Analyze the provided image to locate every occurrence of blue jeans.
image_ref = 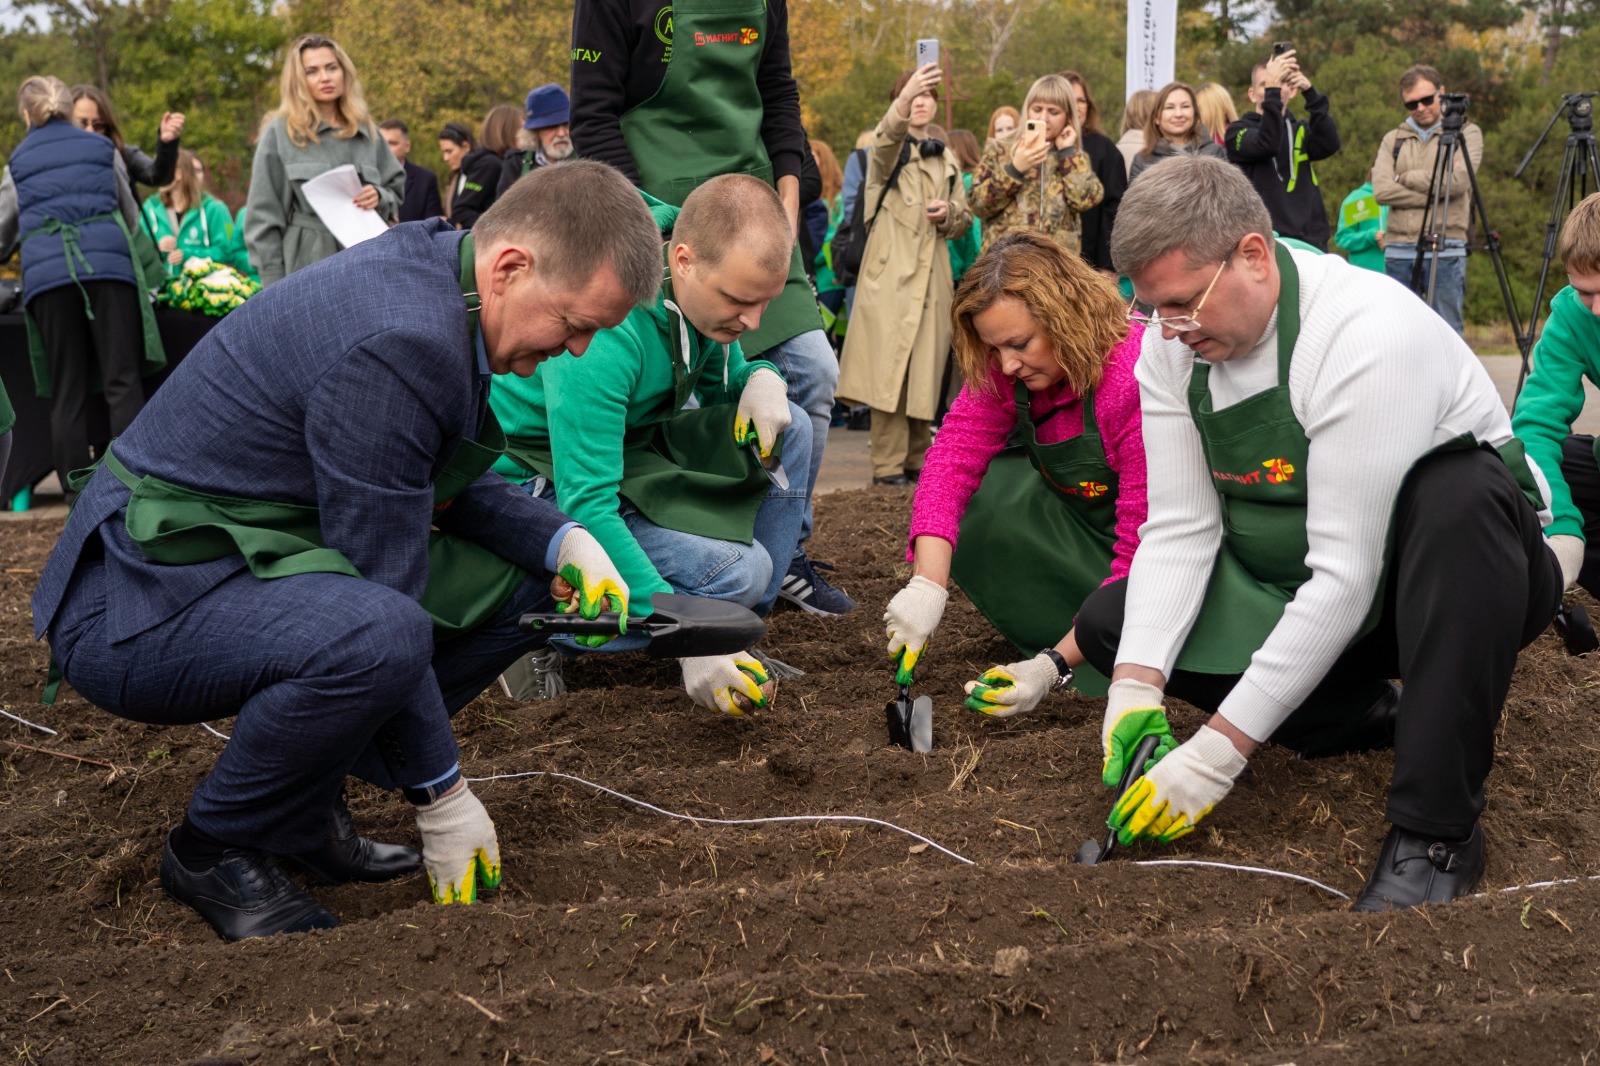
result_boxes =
[533,400,812,624]
[753,330,836,551]
[51,558,556,852]
[1386,252,1465,336]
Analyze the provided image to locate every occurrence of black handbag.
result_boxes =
[831,143,913,287]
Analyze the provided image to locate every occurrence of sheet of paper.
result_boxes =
[301,164,389,249]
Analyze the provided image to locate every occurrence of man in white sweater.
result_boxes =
[1070,156,1565,911]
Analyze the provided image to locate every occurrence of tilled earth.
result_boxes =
[3,488,1600,1065]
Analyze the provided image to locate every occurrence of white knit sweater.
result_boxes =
[1118,247,1550,741]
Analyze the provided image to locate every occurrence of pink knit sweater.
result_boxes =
[907,323,1147,584]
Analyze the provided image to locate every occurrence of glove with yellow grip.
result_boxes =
[1108,725,1247,844]
[414,783,501,904]
[885,575,948,685]
[554,528,630,648]
[680,653,773,716]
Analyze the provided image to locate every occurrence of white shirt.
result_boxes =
[1118,247,1549,741]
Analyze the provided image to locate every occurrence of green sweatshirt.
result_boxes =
[140,192,238,270]
[1334,182,1389,273]
[490,202,780,602]
[1510,285,1600,539]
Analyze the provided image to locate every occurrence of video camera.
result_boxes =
[1440,92,1470,130]
[1565,91,1594,133]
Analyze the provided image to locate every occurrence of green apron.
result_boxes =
[22,210,166,398]
[950,380,1120,696]
[618,0,820,352]
[1170,243,1544,674]
[502,277,774,543]
[87,233,525,638]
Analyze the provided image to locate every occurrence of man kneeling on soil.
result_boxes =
[491,174,810,716]
[30,163,662,940]
[1074,156,1562,910]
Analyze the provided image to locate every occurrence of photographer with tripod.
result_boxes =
[1374,65,1482,336]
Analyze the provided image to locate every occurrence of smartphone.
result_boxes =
[1025,119,1043,136]
[1272,41,1294,56]
[916,38,939,69]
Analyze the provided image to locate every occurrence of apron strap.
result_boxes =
[23,212,119,319]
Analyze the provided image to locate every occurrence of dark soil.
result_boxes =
[3,489,1600,1065]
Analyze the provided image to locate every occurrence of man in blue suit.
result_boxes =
[31,161,663,940]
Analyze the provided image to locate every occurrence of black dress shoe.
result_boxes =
[281,795,422,885]
[1353,823,1486,912]
[872,474,911,487]
[161,833,339,941]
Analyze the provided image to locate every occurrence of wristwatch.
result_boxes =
[1041,648,1075,689]
[402,767,462,806]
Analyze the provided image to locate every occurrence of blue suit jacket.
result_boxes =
[33,220,571,644]
[399,160,444,224]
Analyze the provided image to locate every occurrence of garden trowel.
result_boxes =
[519,592,765,658]
[1074,732,1164,866]
[886,680,933,753]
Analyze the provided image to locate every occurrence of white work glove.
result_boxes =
[1550,534,1585,591]
[963,653,1058,718]
[885,575,949,683]
[1100,678,1177,786]
[680,652,773,716]
[554,527,630,647]
[1107,725,1247,845]
[734,367,791,458]
[414,783,501,904]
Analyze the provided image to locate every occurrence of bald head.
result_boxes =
[673,174,792,277]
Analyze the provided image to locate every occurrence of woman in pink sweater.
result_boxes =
[884,230,1146,712]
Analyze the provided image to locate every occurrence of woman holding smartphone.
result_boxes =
[836,63,972,487]
[969,74,1103,253]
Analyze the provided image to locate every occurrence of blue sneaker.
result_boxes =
[779,555,858,616]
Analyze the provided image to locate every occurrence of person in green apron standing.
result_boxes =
[883,232,1147,708]
[570,0,857,617]
[492,176,810,716]
[30,163,662,940]
[1075,156,1562,912]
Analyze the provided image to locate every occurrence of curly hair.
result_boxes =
[951,230,1128,397]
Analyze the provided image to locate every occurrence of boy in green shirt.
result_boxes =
[1334,174,1389,272]
[1510,191,1600,595]
[491,175,810,716]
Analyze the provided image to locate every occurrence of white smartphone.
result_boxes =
[916,38,939,69]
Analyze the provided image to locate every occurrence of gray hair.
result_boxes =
[17,75,73,128]
[474,160,661,305]
[1112,155,1273,277]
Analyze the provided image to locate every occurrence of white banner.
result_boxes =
[1125,0,1178,102]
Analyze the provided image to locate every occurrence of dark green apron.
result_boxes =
[1171,243,1544,674]
[618,0,820,352]
[951,380,1120,696]
[22,210,166,398]
[502,278,774,543]
[87,234,524,637]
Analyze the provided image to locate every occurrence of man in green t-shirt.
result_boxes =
[1510,191,1600,595]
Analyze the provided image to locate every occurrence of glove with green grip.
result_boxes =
[1101,678,1177,786]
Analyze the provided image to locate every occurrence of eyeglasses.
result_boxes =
[1127,253,1232,333]
[1403,93,1438,111]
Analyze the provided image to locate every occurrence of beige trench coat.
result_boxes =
[837,103,972,421]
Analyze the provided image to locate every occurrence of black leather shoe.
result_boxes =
[1353,823,1485,912]
[1295,682,1400,759]
[161,833,339,941]
[281,796,422,885]
[872,474,911,487]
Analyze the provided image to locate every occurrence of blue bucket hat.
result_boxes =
[524,84,571,131]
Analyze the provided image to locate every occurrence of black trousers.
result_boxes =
[1559,434,1600,598]
[1077,447,1562,839]
[28,281,146,490]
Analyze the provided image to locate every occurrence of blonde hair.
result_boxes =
[1120,89,1156,135]
[1560,192,1600,275]
[952,230,1128,397]
[17,75,73,128]
[1195,83,1238,144]
[268,34,374,147]
[160,148,205,213]
[1143,81,1201,159]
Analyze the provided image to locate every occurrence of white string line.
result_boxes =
[1,707,58,736]
[467,768,978,866]
[200,723,231,740]
[1491,873,1600,895]
[1132,859,1352,901]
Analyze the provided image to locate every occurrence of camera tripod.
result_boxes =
[1513,91,1599,395]
[1408,94,1527,361]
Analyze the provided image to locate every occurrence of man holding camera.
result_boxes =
[1224,46,1341,251]
[1373,64,1483,336]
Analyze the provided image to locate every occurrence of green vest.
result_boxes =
[951,379,1120,695]
[618,0,820,354]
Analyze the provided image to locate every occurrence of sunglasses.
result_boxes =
[75,117,109,133]
[1403,93,1437,111]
